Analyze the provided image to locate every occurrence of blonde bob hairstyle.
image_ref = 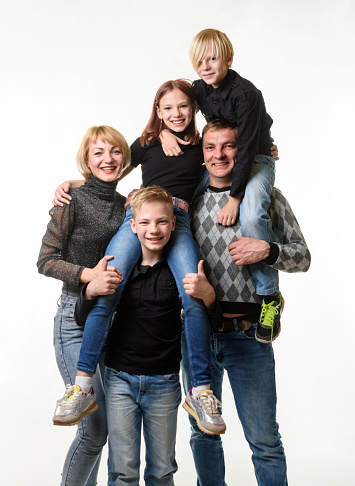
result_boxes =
[130,186,174,219]
[76,125,131,180]
[189,28,234,71]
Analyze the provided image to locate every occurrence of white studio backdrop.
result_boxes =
[1,0,354,484]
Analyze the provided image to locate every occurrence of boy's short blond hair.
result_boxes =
[130,186,174,219]
[189,28,234,71]
[76,125,131,180]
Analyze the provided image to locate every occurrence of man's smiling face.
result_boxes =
[202,127,238,188]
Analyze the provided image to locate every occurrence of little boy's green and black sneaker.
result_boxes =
[255,292,284,344]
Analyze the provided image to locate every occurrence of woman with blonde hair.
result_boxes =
[37,125,129,486]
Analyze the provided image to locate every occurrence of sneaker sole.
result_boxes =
[255,325,281,344]
[182,401,226,435]
[53,401,99,426]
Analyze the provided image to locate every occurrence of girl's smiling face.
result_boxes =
[86,137,124,181]
[156,88,195,133]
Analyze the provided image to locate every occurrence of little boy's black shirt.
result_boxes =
[193,69,274,199]
[75,258,182,376]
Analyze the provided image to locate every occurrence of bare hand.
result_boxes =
[53,181,72,207]
[183,260,216,310]
[271,143,279,161]
[160,129,190,157]
[85,256,123,298]
[217,196,241,226]
[228,237,270,265]
[124,188,141,210]
[80,255,123,284]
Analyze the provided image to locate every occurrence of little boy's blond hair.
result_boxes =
[189,28,234,71]
[130,186,174,219]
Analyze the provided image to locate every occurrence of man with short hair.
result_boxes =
[182,119,311,486]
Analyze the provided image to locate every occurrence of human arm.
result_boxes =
[183,260,216,311]
[228,189,311,273]
[37,203,85,285]
[74,258,122,326]
[159,129,190,157]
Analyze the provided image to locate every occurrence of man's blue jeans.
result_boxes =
[181,323,288,486]
[54,284,107,486]
[78,204,211,387]
[105,368,181,486]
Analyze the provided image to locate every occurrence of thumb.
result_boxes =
[178,138,190,145]
[197,260,205,275]
[101,255,112,270]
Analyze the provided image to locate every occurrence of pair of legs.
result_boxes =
[181,322,288,486]
[54,284,107,486]
[77,203,211,387]
[105,367,181,486]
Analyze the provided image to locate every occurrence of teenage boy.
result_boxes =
[182,119,311,486]
[74,186,221,486]
[162,28,282,344]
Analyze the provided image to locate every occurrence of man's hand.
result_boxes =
[85,256,123,299]
[228,237,270,266]
[183,260,216,310]
[160,129,190,157]
[217,196,241,226]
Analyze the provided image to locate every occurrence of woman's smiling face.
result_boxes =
[156,88,194,133]
[86,137,124,181]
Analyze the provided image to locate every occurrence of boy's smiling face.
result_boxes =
[195,41,233,88]
[130,200,176,264]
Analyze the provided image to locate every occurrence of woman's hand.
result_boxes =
[183,260,216,310]
[217,196,241,226]
[80,255,123,286]
[160,129,190,157]
[124,188,141,210]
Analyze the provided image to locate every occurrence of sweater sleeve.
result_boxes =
[269,189,311,273]
[36,201,85,286]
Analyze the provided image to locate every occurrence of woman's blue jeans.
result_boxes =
[77,204,211,387]
[194,156,279,295]
[54,284,107,486]
[181,323,288,486]
[105,368,181,486]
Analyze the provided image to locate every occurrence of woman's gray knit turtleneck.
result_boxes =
[37,176,126,287]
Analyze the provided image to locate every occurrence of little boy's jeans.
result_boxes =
[240,155,279,295]
[105,368,181,486]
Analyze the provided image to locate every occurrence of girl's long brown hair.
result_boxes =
[140,79,199,146]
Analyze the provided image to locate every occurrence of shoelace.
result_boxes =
[198,391,222,416]
[64,386,83,408]
[259,300,281,340]
[56,384,74,406]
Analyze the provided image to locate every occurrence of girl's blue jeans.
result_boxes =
[77,203,211,387]
[54,284,107,486]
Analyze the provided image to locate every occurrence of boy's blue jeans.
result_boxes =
[105,368,181,486]
[181,324,288,486]
[77,204,211,387]
[195,155,279,295]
